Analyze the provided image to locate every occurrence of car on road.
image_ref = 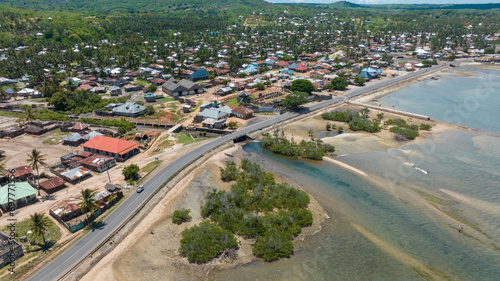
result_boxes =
[137,186,145,193]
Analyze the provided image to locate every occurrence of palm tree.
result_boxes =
[29,212,54,244]
[26,149,47,196]
[78,189,98,222]
[24,105,36,124]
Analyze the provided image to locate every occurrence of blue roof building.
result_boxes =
[112,102,146,117]
[189,68,208,81]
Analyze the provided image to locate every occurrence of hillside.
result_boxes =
[0,0,271,13]
[325,1,500,10]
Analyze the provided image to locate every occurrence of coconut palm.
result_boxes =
[24,105,36,124]
[26,149,47,196]
[29,212,53,244]
[78,189,98,222]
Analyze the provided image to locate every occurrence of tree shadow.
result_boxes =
[40,194,56,202]
[294,107,311,114]
[91,221,107,232]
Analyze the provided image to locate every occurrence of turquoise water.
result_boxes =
[379,68,500,134]
[211,66,500,280]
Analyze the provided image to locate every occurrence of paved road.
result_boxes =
[27,63,450,281]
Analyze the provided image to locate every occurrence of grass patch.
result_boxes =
[41,128,70,145]
[134,79,150,87]
[158,96,175,102]
[141,160,164,173]
[29,97,46,102]
[1,216,61,255]
[412,267,434,281]
[224,97,239,107]
[174,132,203,146]
[0,110,23,118]
[167,103,178,109]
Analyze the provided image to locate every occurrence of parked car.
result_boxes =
[137,186,145,193]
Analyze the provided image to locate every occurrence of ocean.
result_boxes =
[211,65,500,280]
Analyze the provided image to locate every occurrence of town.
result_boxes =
[0,1,499,280]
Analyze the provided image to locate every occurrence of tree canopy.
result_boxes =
[290,79,315,94]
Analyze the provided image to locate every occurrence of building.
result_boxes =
[161,78,203,98]
[39,177,66,193]
[123,84,142,92]
[144,93,157,102]
[50,198,83,223]
[1,126,25,138]
[189,68,208,81]
[109,86,122,96]
[71,123,89,132]
[0,182,37,211]
[3,165,33,181]
[54,166,91,183]
[77,154,116,173]
[150,78,167,86]
[232,106,255,119]
[0,231,23,267]
[82,135,139,161]
[112,102,146,117]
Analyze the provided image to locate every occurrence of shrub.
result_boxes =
[219,161,239,182]
[172,208,192,225]
[122,164,139,180]
[179,221,238,263]
[252,230,294,262]
[420,123,432,130]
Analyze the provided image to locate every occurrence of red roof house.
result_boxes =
[82,135,139,161]
[295,63,308,73]
[39,177,66,193]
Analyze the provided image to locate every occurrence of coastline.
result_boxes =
[80,145,327,281]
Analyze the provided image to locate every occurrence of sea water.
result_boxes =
[211,66,500,280]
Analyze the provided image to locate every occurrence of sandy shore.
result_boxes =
[80,145,326,281]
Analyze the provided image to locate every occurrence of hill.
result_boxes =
[0,0,270,13]
[325,1,500,10]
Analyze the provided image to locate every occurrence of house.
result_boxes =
[232,106,255,119]
[201,118,226,129]
[56,166,91,183]
[82,135,140,161]
[217,87,233,96]
[49,198,83,222]
[24,126,47,135]
[77,154,116,173]
[0,182,37,211]
[144,93,157,102]
[39,177,66,193]
[150,78,166,86]
[3,165,33,181]
[0,231,24,267]
[288,62,299,70]
[123,84,142,92]
[90,86,106,94]
[241,65,258,74]
[112,102,146,117]
[189,68,208,81]
[162,78,203,98]
[1,126,25,138]
[276,61,289,68]
[109,86,121,96]
[310,72,325,80]
[71,123,89,132]
[197,108,227,121]
[295,64,308,73]
[61,133,85,146]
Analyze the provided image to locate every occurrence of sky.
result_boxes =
[266,0,500,4]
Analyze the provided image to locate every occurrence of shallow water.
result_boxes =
[379,67,500,134]
[211,66,500,281]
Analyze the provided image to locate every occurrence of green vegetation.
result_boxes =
[1,215,60,248]
[290,79,315,94]
[322,109,381,133]
[141,159,163,173]
[261,128,334,160]
[172,208,192,225]
[420,123,432,130]
[79,118,136,133]
[179,221,238,263]
[385,119,422,140]
[281,91,310,109]
[49,91,129,115]
[255,82,265,91]
[175,132,203,146]
[157,97,175,103]
[197,160,312,262]
[354,76,365,86]
[122,164,139,180]
[326,77,349,91]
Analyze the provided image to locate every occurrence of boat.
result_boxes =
[430,76,439,80]
[415,167,428,175]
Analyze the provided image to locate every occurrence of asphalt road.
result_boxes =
[26,63,450,281]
